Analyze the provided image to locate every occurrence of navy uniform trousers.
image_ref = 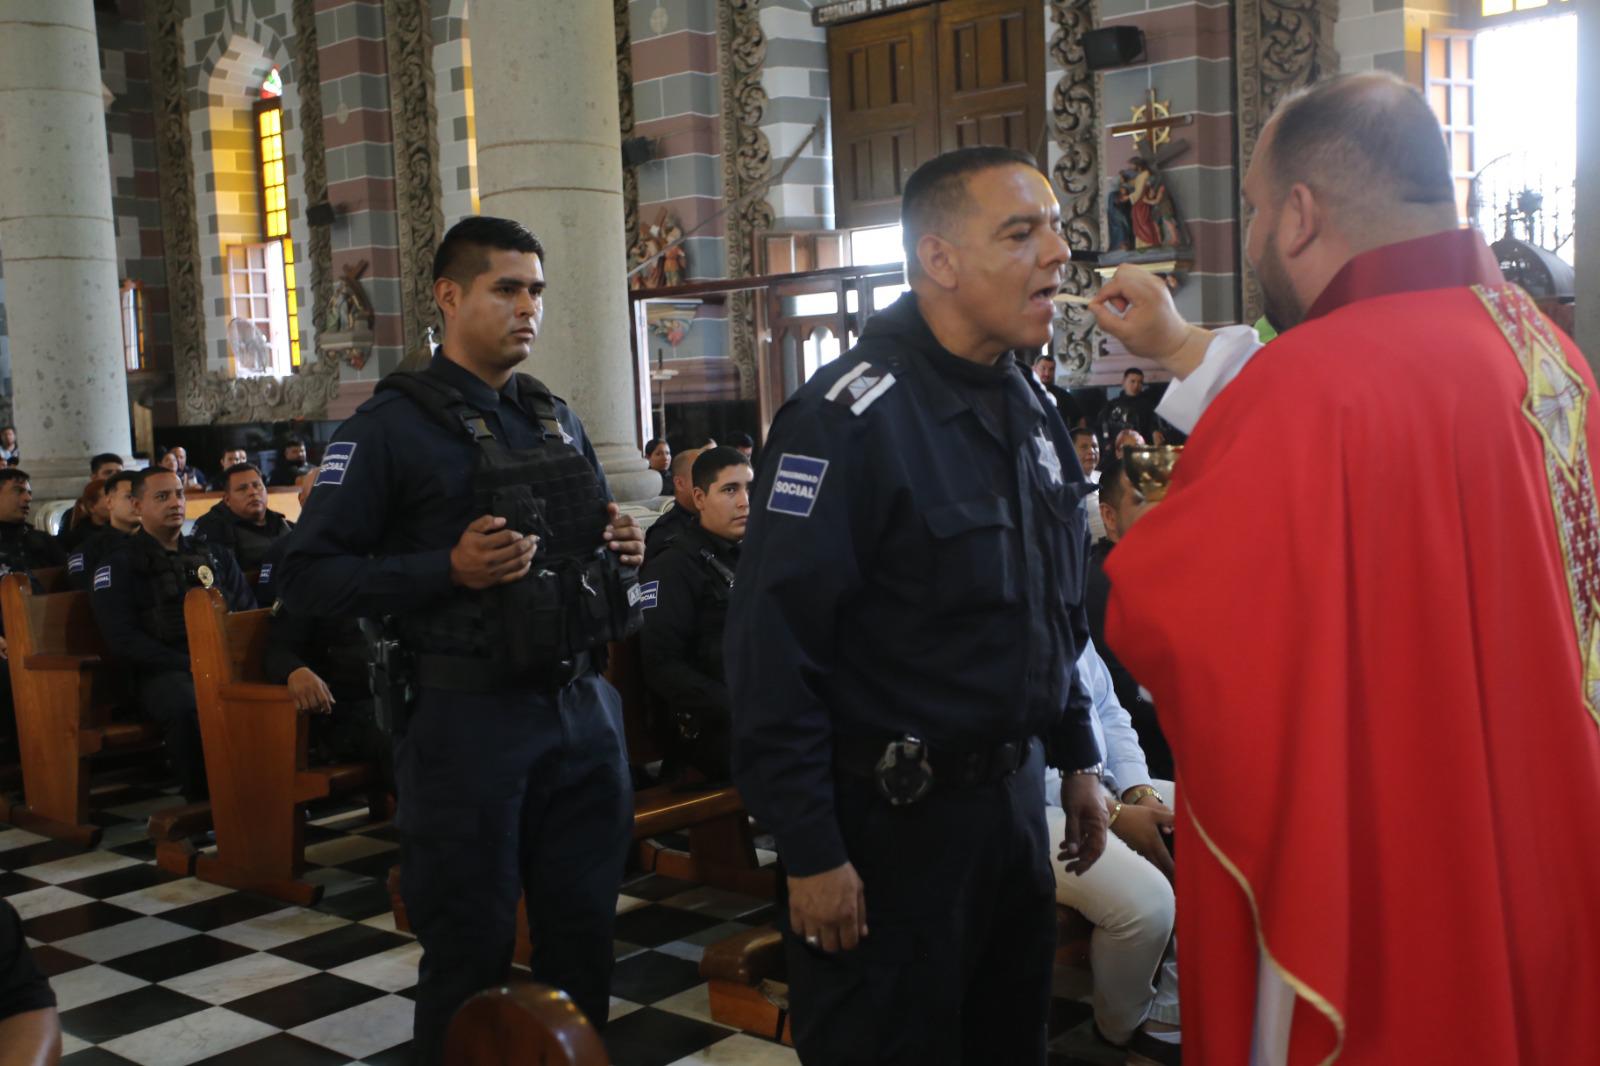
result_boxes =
[395,672,633,1065]
[784,742,1057,1066]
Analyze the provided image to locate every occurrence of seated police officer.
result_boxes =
[90,469,253,800]
[191,462,293,577]
[277,215,646,1065]
[67,469,145,591]
[642,446,702,563]
[728,147,1108,1066]
[0,469,66,577]
[268,437,312,488]
[638,445,752,784]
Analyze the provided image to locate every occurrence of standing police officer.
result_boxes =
[277,216,645,1065]
[727,147,1110,1065]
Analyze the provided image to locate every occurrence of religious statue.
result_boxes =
[327,259,376,335]
[629,210,689,290]
[1107,166,1137,252]
[659,213,688,287]
[1130,160,1186,250]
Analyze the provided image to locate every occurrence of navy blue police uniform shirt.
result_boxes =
[90,532,254,674]
[726,291,1100,877]
[277,352,611,620]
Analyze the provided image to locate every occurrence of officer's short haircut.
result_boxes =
[1069,426,1095,443]
[0,468,28,490]
[134,468,179,497]
[726,432,755,450]
[90,452,122,474]
[1098,459,1131,508]
[691,446,752,494]
[900,146,1039,275]
[670,449,699,482]
[1034,353,1056,367]
[223,463,263,490]
[104,469,142,497]
[1123,368,1144,380]
[282,436,304,450]
[432,216,546,288]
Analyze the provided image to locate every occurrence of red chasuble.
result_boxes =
[1105,229,1600,1065]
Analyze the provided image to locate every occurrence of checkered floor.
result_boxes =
[2,784,1120,1065]
[0,786,800,1066]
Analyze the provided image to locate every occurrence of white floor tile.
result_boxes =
[656,939,707,964]
[49,963,150,1011]
[6,885,95,921]
[16,850,141,885]
[209,906,349,950]
[359,911,410,936]
[666,1033,801,1066]
[654,982,717,1025]
[100,1006,279,1066]
[0,828,47,853]
[54,916,196,962]
[301,834,397,867]
[659,886,769,922]
[105,877,233,916]
[329,942,422,993]
[161,951,319,1005]
[60,1033,92,1056]
[290,993,413,1060]
[610,996,643,1021]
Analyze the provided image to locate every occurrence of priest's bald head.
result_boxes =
[1244,71,1457,332]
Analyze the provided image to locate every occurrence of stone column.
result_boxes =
[1576,0,1599,368]
[469,0,657,502]
[0,0,133,501]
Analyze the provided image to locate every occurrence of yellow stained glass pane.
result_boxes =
[1482,0,1513,12]
[266,108,281,135]
[1516,0,1548,8]
[282,238,294,261]
[284,264,297,289]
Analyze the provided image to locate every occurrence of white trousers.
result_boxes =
[1045,783,1180,1045]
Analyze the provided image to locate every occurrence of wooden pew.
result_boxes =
[180,587,382,904]
[446,983,609,1066]
[0,574,160,844]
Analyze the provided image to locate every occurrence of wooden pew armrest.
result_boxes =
[23,653,105,671]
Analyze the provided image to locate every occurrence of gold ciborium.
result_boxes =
[1122,445,1183,502]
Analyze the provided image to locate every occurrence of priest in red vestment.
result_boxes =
[1086,72,1600,1065]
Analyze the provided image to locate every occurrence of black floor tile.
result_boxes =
[29,944,93,978]
[358,824,403,844]
[190,1033,352,1066]
[160,891,285,931]
[225,972,384,1030]
[22,901,142,943]
[359,1041,415,1065]
[740,903,779,927]
[58,984,210,1044]
[103,932,252,983]
[299,823,347,845]
[602,1006,733,1066]
[607,950,706,1006]
[311,880,391,922]
[107,840,157,862]
[0,870,46,895]
[267,923,411,970]
[613,904,725,948]
[61,1049,141,1066]
[59,862,180,900]
[0,837,93,870]
[330,851,401,882]
[617,874,698,901]
[88,810,136,828]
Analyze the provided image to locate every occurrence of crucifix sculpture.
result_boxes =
[1109,88,1194,151]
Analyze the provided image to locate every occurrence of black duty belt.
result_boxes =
[834,734,1031,799]
[414,650,592,694]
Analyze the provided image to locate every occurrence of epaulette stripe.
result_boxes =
[824,361,873,402]
[850,373,897,415]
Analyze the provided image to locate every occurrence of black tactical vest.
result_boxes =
[127,534,223,646]
[377,369,644,681]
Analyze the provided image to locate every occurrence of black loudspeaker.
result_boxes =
[621,136,656,167]
[1082,27,1145,71]
[306,201,338,227]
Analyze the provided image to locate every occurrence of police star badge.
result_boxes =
[196,565,215,589]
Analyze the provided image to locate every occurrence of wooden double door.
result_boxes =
[828,0,1047,228]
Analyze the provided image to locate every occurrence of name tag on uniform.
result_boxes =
[639,581,659,610]
[93,565,112,591]
[768,453,829,518]
[68,553,84,574]
[315,442,357,487]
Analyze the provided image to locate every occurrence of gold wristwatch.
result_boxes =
[1123,785,1165,805]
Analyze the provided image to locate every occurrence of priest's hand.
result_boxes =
[1089,265,1213,380]
[604,503,645,568]
[1111,801,1176,883]
[1057,772,1109,876]
[788,861,868,953]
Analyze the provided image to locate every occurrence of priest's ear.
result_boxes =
[1277,181,1324,259]
[913,233,961,292]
